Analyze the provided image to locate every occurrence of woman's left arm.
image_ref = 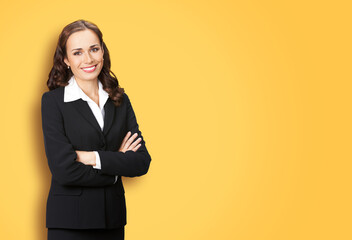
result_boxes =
[97,93,152,177]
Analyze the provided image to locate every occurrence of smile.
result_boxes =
[81,64,97,73]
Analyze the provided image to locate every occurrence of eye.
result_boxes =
[91,47,100,52]
[73,51,81,56]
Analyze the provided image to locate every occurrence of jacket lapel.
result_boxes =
[103,98,115,135]
[71,98,115,136]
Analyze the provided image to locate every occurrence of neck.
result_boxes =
[75,77,99,97]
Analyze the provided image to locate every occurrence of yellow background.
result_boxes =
[0,0,351,239]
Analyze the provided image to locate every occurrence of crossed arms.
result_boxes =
[41,92,151,187]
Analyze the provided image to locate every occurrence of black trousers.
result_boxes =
[47,226,124,240]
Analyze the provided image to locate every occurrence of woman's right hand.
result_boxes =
[119,131,142,153]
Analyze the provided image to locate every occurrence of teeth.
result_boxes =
[83,65,96,70]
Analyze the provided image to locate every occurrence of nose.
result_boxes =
[83,52,93,64]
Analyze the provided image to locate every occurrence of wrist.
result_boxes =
[91,151,96,166]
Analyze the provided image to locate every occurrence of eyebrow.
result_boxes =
[71,44,100,52]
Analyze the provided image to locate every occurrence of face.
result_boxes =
[64,29,104,83]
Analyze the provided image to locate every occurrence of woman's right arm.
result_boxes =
[41,92,116,187]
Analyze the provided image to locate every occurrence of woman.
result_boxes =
[41,19,151,240]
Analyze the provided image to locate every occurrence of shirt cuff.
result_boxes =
[93,151,101,169]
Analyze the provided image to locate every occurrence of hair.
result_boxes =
[47,19,124,107]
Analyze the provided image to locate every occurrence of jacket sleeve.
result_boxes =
[97,93,152,177]
[41,92,116,187]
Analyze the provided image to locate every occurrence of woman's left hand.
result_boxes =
[75,150,96,166]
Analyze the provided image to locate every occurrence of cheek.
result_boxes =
[95,51,104,59]
[67,57,80,68]
[72,58,82,67]
[96,54,104,61]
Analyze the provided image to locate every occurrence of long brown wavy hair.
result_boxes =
[47,19,124,107]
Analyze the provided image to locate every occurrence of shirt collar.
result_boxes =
[64,75,109,109]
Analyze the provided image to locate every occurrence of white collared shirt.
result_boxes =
[64,75,118,184]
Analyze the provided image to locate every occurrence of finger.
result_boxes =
[125,133,138,148]
[128,137,141,150]
[122,133,139,152]
[119,131,132,151]
[120,131,131,148]
[132,143,141,152]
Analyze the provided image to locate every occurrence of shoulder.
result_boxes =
[122,92,131,105]
[41,87,65,105]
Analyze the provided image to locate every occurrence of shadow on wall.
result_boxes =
[32,31,58,240]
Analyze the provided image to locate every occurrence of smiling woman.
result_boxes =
[42,19,152,240]
[47,20,124,106]
[64,30,104,82]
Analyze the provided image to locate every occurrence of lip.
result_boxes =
[81,64,97,73]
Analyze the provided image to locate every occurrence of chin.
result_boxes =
[75,74,97,82]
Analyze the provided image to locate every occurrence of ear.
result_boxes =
[64,57,69,67]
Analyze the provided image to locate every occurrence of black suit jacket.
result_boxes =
[41,87,151,229]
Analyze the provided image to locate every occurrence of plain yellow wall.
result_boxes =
[0,0,351,239]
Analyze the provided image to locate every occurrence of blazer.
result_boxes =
[41,86,151,229]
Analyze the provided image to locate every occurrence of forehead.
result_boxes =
[66,29,100,49]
